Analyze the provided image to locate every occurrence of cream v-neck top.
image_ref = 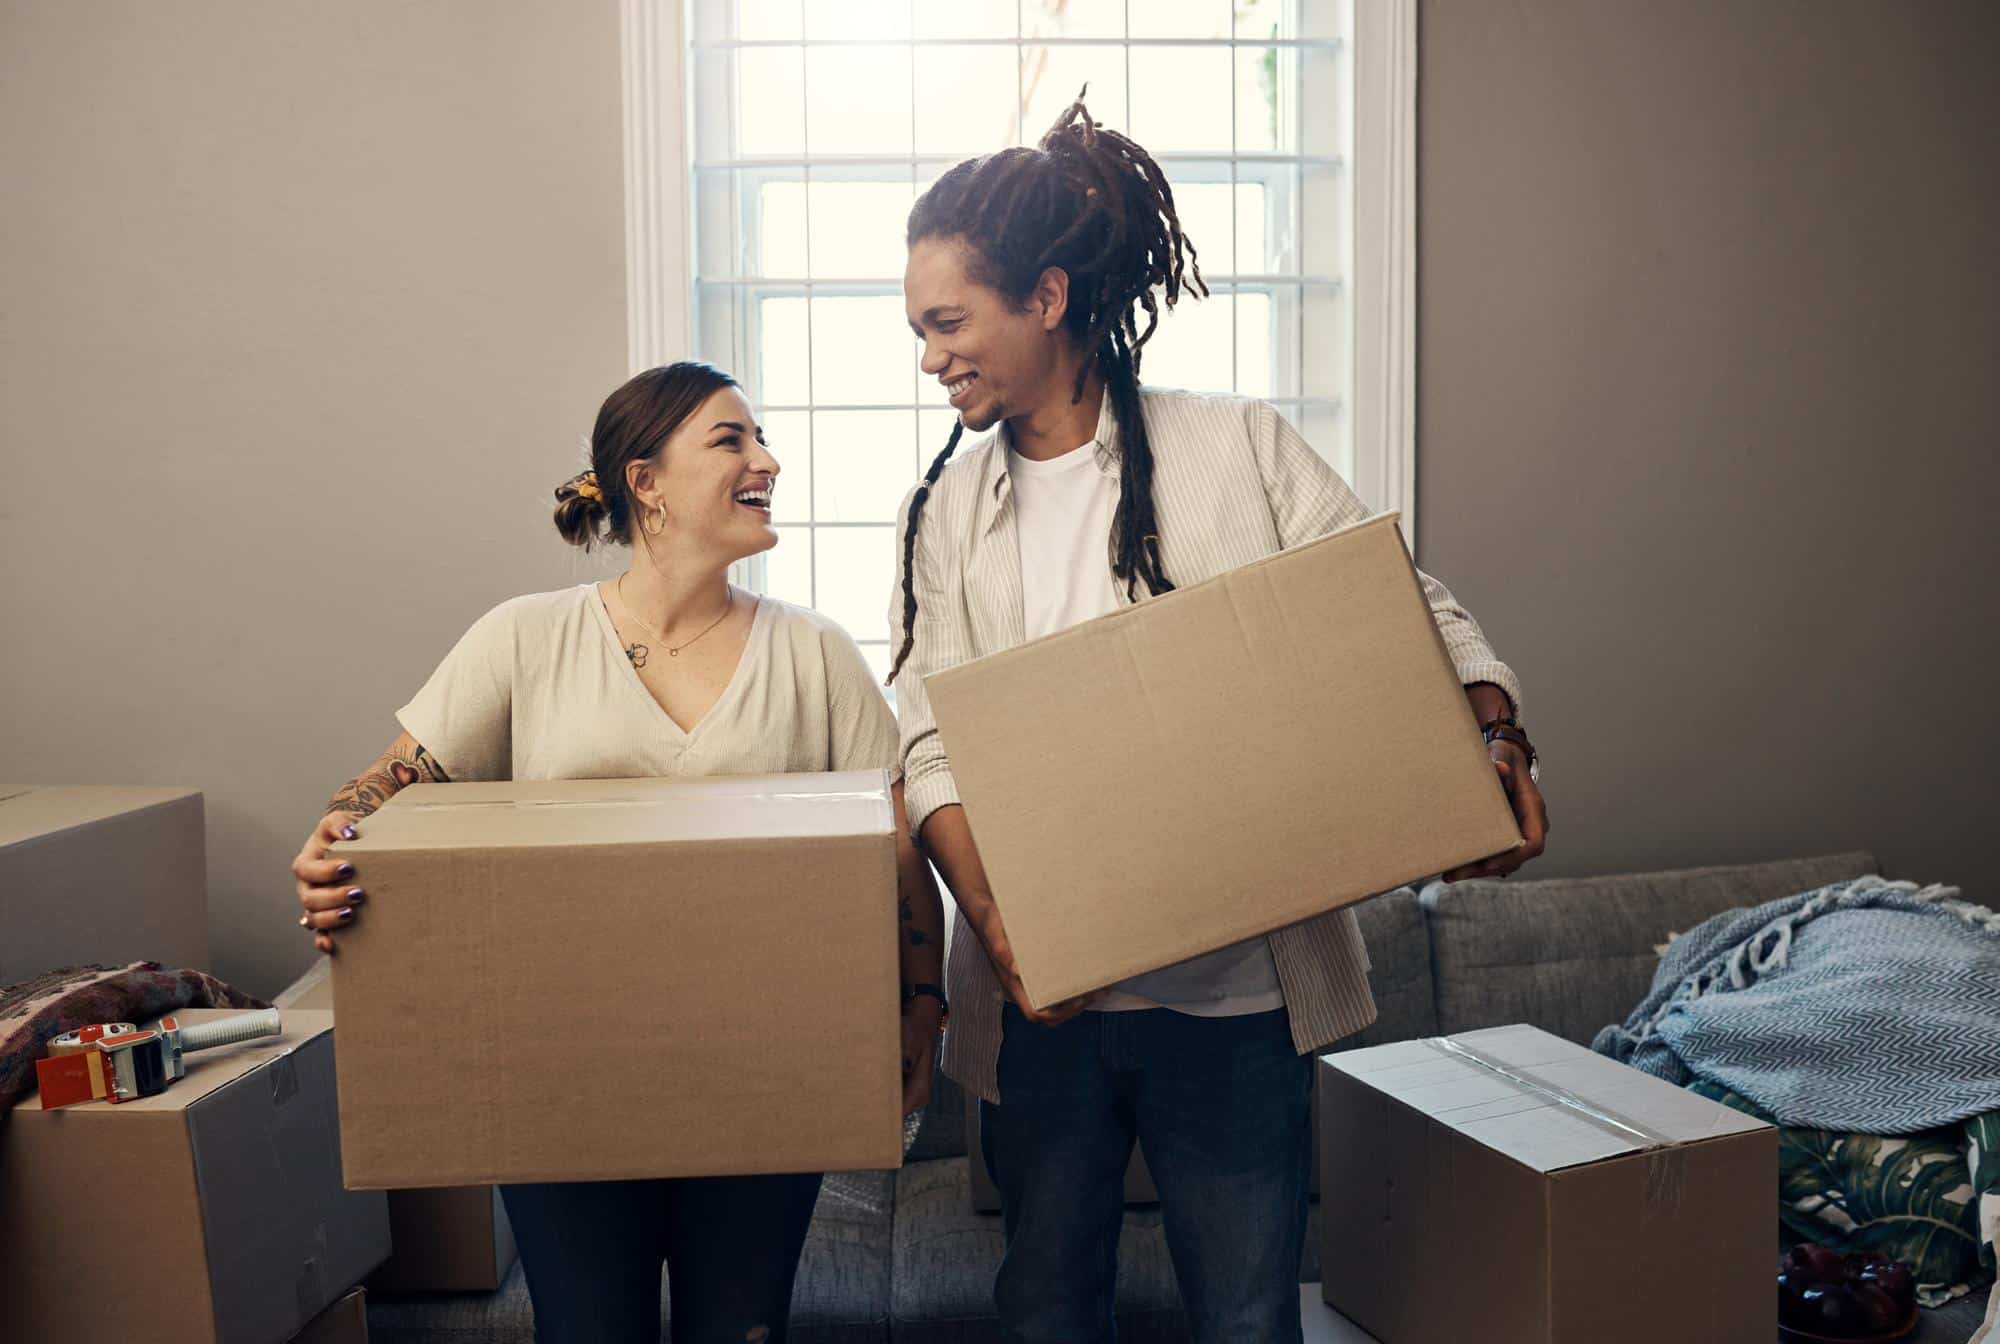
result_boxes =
[397,585,899,785]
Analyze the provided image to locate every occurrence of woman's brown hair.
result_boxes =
[553,361,739,550]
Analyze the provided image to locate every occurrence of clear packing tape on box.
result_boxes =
[1424,1035,1688,1219]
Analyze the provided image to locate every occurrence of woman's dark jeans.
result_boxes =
[499,1170,824,1344]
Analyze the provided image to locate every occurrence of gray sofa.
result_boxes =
[368,850,1993,1343]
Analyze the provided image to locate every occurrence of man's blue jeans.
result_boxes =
[979,1004,1313,1343]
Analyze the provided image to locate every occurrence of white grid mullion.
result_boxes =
[699,274,1340,289]
[1227,0,1238,395]
[1122,2,1132,137]
[910,0,922,488]
[695,36,1342,50]
[686,0,1348,606]
[1296,36,1312,410]
[1015,0,1024,146]
[797,0,816,610]
[775,520,905,529]
[757,397,1340,414]
[694,152,1342,171]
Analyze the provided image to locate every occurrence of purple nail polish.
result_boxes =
[335,863,354,879]
[339,826,357,841]
[345,888,365,903]
[336,907,354,922]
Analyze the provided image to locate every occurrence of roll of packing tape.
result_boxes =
[47,1022,138,1056]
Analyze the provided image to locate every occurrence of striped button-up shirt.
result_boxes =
[890,387,1522,1103]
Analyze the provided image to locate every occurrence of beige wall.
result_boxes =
[1416,1,1999,901]
[7,2,1996,1002]
[1,3,630,996]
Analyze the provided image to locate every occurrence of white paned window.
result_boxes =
[680,1,1360,673]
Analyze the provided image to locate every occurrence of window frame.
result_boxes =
[622,0,1419,608]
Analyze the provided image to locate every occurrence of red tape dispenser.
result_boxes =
[35,1009,283,1109]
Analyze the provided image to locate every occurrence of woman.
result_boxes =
[290,361,945,1344]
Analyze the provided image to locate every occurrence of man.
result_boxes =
[888,101,1548,1343]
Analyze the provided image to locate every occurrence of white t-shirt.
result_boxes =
[397,585,899,785]
[1006,443,1283,1018]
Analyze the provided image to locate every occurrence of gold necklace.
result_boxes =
[616,576,737,664]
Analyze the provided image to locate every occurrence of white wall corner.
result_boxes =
[1351,0,1419,555]
[622,0,694,373]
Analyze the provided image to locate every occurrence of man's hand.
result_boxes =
[983,917,1100,1025]
[917,802,1098,1025]
[1444,740,1549,881]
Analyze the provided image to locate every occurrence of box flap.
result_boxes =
[334,771,892,854]
[0,785,203,849]
[1324,1025,1770,1173]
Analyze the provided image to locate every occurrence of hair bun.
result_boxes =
[553,469,611,550]
[554,469,605,505]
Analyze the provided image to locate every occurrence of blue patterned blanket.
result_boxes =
[1593,877,2000,1133]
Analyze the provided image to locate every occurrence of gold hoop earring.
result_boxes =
[643,504,666,537]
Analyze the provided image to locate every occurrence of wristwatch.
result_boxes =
[1480,716,1541,785]
[903,982,949,1027]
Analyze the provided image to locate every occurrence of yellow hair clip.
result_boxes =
[574,472,603,503]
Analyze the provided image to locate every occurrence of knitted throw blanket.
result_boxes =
[1593,876,2000,1134]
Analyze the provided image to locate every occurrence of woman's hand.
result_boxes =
[291,734,448,953]
[1443,741,1549,881]
[900,997,943,1116]
[292,811,365,954]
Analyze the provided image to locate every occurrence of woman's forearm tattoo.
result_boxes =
[327,742,448,818]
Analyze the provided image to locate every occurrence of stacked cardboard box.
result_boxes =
[0,1010,391,1343]
[0,784,209,983]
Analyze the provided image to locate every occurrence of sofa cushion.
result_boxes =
[367,1170,895,1344]
[1336,886,1435,1050]
[1420,851,1878,1045]
[908,1065,968,1163]
[889,1157,1321,1343]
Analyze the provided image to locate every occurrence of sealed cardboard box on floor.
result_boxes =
[371,1184,518,1293]
[924,513,1521,1008]
[273,960,518,1291]
[1317,1025,1776,1344]
[329,772,903,1189]
[0,1009,390,1344]
[0,784,210,985]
